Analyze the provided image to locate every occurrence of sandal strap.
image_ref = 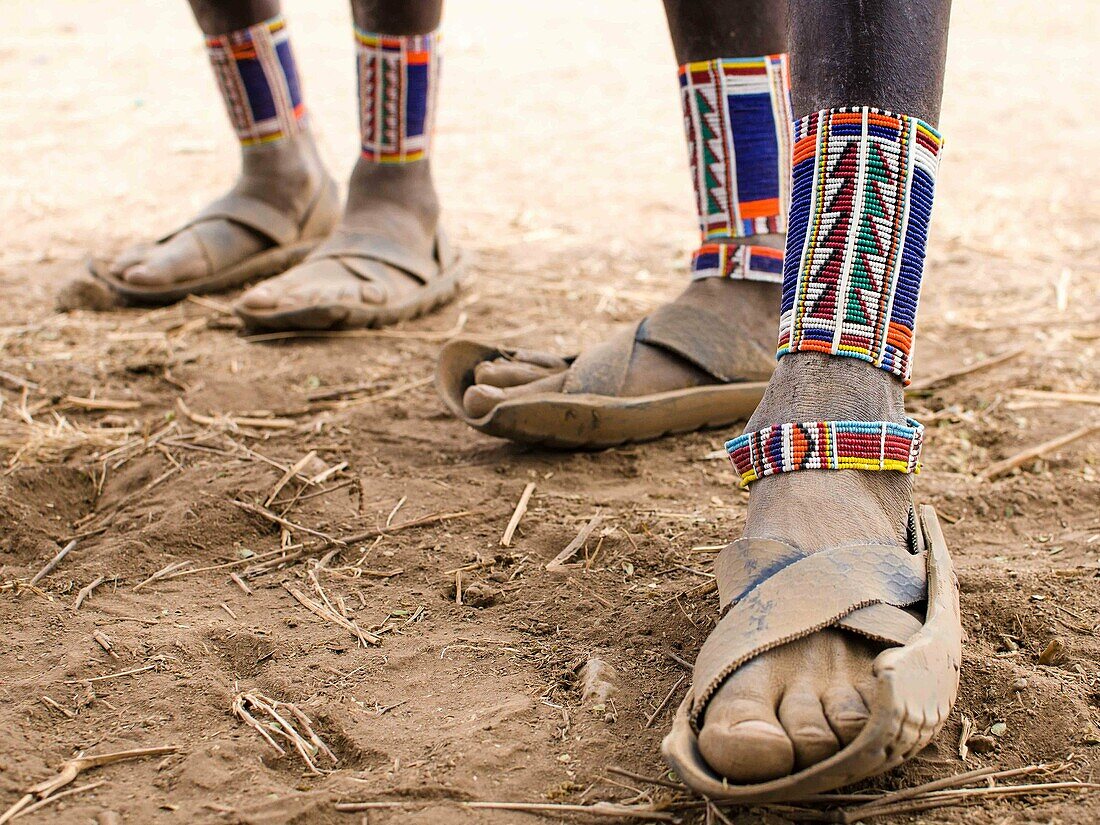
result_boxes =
[169,192,302,247]
[690,242,784,284]
[635,303,775,383]
[305,230,444,284]
[691,539,927,730]
[726,418,923,487]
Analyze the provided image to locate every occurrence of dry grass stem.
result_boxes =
[644,674,686,728]
[243,312,468,344]
[232,500,344,544]
[73,575,106,609]
[546,512,604,573]
[232,691,336,774]
[0,746,177,824]
[29,539,78,586]
[264,450,317,505]
[283,583,380,646]
[982,424,1100,480]
[907,346,1025,391]
[501,482,536,547]
[7,781,106,822]
[176,398,295,430]
[63,396,142,411]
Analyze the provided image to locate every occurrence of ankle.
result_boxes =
[740,354,912,549]
[747,353,906,431]
[235,135,326,213]
[346,158,441,231]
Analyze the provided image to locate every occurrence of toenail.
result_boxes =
[728,719,788,738]
[360,283,385,304]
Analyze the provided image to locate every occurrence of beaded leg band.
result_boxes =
[726,419,923,487]
[206,15,306,147]
[778,107,944,382]
[680,54,791,286]
[355,28,440,164]
[691,242,784,283]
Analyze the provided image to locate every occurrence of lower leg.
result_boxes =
[696,0,952,782]
[234,0,445,323]
[112,0,329,287]
[460,1,791,418]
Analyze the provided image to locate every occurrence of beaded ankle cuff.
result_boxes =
[679,54,793,240]
[778,108,943,382]
[691,243,784,284]
[355,28,440,163]
[725,419,923,487]
[206,15,306,146]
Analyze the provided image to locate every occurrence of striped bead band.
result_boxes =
[206,15,306,147]
[679,54,793,240]
[778,107,943,383]
[691,243,784,283]
[725,418,924,487]
[356,28,440,163]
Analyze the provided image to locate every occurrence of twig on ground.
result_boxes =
[306,376,433,406]
[133,560,191,591]
[264,450,317,505]
[176,398,296,430]
[501,482,536,547]
[66,663,158,684]
[981,424,1100,480]
[40,695,75,719]
[73,575,106,610]
[546,512,604,573]
[332,800,675,821]
[1010,388,1100,406]
[232,691,336,774]
[907,346,1025,392]
[29,539,78,586]
[63,396,143,411]
[283,583,380,646]
[644,674,686,728]
[231,499,344,544]
[385,496,407,528]
[0,746,177,824]
[606,766,684,791]
[8,781,105,822]
[243,509,477,577]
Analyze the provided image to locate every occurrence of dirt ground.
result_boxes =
[2,2,1098,823]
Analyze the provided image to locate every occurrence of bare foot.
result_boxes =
[461,236,784,417]
[234,159,442,328]
[697,353,913,782]
[109,137,329,288]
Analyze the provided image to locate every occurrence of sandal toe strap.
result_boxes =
[306,230,448,285]
[163,193,301,247]
[690,540,927,730]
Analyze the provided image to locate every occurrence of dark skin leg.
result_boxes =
[461,1,789,418]
[111,0,330,287]
[236,0,446,319]
[697,0,952,783]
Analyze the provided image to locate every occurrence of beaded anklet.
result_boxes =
[777,107,944,382]
[691,242,784,283]
[725,419,923,487]
[206,15,306,147]
[355,28,440,164]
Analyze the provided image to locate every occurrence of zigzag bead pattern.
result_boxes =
[777,107,943,382]
[679,54,793,240]
[356,28,439,163]
[725,418,924,487]
[206,15,306,146]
